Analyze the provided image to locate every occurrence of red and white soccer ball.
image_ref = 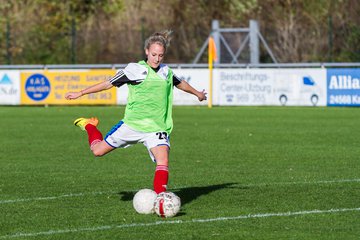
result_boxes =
[154,192,181,218]
[133,189,157,214]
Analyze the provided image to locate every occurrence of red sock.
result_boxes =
[85,124,103,148]
[153,165,169,194]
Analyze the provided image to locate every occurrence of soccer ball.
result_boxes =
[133,189,157,214]
[154,192,181,218]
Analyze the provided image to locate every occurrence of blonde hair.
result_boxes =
[144,30,173,52]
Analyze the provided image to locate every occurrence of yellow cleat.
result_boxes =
[73,117,99,131]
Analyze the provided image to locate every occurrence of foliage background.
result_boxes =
[0,0,359,64]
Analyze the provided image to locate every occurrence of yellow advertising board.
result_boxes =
[21,70,117,105]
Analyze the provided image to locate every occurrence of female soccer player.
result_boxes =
[65,30,207,194]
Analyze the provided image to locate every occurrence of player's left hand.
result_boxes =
[197,89,207,101]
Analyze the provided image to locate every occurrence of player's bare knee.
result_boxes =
[91,148,105,157]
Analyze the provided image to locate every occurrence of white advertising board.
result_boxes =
[215,68,327,106]
[0,70,21,105]
[116,84,128,105]
[173,69,209,105]
[215,69,273,106]
[272,69,327,106]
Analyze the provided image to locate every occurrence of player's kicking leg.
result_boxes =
[74,117,114,156]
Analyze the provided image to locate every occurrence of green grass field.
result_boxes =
[0,106,359,239]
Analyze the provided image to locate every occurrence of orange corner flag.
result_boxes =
[208,36,217,108]
[208,36,217,65]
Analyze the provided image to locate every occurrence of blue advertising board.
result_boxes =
[327,68,360,106]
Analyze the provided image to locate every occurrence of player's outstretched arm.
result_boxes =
[175,80,207,101]
[65,80,113,100]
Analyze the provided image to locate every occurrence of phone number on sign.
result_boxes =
[329,95,360,104]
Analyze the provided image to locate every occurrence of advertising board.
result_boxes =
[327,68,360,106]
[0,71,20,105]
[215,68,327,106]
[21,70,116,105]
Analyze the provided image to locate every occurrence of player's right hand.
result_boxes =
[65,91,82,100]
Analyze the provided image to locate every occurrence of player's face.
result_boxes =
[145,43,165,68]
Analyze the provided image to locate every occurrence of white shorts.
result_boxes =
[104,121,170,162]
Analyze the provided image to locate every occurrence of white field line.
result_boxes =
[241,178,360,187]
[1,207,359,239]
[1,178,359,205]
[0,191,110,204]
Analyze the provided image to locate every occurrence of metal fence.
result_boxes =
[0,62,359,70]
